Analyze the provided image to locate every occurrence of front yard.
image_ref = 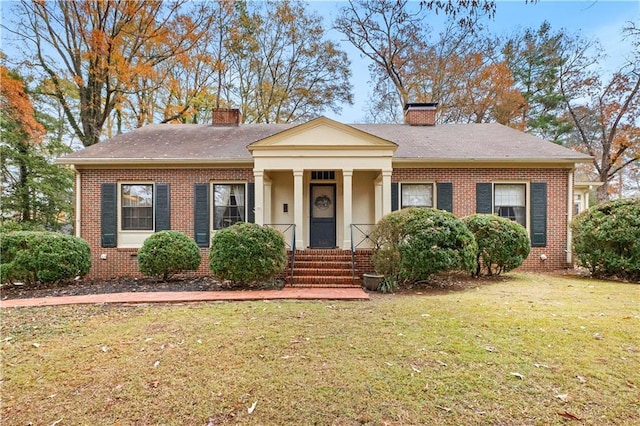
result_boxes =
[1,273,638,425]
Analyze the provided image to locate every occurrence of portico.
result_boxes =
[248,117,397,250]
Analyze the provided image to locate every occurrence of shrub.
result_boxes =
[572,198,640,280]
[209,222,286,284]
[463,214,531,276]
[371,208,477,285]
[138,231,202,280]
[1,231,91,285]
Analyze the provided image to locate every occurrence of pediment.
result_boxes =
[248,117,397,151]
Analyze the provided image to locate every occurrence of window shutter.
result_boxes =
[155,183,170,231]
[476,183,493,214]
[101,183,117,248]
[194,183,210,247]
[436,182,453,212]
[530,182,547,247]
[391,183,399,211]
[247,182,255,223]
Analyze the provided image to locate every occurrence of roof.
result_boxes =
[58,118,591,165]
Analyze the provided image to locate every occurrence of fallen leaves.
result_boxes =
[557,411,583,421]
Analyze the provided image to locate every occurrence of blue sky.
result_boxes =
[310,0,640,122]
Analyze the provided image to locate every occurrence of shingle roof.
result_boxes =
[59,120,591,165]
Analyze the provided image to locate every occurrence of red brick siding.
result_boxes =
[79,166,571,279]
[405,109,436,126]
[79,168,253,279]
[392,167,571,272]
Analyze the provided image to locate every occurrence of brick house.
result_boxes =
[59,103,591,284]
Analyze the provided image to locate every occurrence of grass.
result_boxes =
[1,273,639,425]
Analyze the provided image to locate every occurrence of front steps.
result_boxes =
[286,249,362,288]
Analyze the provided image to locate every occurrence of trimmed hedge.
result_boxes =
[138,231,201,280]
[209,222,286,285]
[463,214,531,276]
[1,231,91,285]
[371,208,477,285]
[572,198,640,280]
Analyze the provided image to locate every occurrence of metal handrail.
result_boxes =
[265,224,296,285]
[350,223,376,284]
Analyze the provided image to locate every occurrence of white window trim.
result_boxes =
[117,181,155,248]
[400,182,435,209]
[210,181,248,232]
[492,181,530,231]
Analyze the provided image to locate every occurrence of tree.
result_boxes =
[503,22,575,142]
[560,24,640,201]
[0,63,73,230]
[7,0,216,146]
[336,0,527,125]
[228,0,352,123]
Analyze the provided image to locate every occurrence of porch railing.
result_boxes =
[350,223,376,284]
[265,224,296,285]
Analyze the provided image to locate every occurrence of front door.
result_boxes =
[309,184,336,248]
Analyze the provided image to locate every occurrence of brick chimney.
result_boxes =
[404,102,437,126]
[212,108,242,126]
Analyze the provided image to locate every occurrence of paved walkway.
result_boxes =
[0,287,370,308]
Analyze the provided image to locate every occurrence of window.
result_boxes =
[213,184,246,229]
[401,183,433,208]
[311,171,335,180]
[121,184,153,230]
[494,184,526,227]
[574,193,582,215]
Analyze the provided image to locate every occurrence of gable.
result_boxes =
[248,117,397,151]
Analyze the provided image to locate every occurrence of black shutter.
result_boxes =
[194,183,210,247]
[530,182,547,247]
[101,183,117,248]
[155,183,170,231]
[476,183,493,214]
[391,183,399,211]
[247,182,255,223]
[436,182,453,212]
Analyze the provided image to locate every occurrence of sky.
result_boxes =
[310,0,640,123]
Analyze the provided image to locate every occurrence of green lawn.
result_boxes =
[1,273,638,425]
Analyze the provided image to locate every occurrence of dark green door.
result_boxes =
[309,184,336,248]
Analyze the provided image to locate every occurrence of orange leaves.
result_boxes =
[0,65,45,142]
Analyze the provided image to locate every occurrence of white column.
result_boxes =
[293,169,304,249]
[264,176,272,225]
[382,169,393,215]
[374,174,383,223]
[566,170,574,264]
[253,169,264,225]
[342,169,353,250]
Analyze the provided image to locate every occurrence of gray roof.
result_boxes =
[59,120,591,165]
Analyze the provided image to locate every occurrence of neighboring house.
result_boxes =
[59,104,592,282]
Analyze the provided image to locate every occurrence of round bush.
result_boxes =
[1,231,91,285]
[463,214,531,276]
[209,222,286,284]
[138,231,201,280]
[371,208,477,285]
[572,198,640,280]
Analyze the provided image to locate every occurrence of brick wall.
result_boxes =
[79,168,253,279]
[391,167,571,272]
[79,166,571,279]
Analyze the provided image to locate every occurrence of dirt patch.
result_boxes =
[0,276,284,301]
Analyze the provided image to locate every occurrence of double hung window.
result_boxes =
[121,184,154,230]
[494,184,526,227]
[213,184,246,229]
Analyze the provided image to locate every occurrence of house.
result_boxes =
[59,104,592,283]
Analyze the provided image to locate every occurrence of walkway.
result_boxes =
[0,287,370,308]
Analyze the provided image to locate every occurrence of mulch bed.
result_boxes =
[0,276,260,301]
